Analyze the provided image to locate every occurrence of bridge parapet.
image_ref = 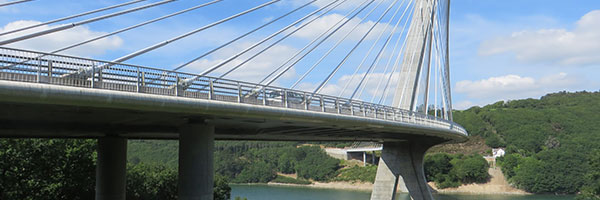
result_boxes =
[0,47,466,136]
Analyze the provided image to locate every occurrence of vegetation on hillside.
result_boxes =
[214,143,340,183]
[333,164,377,183]
[424,153,490,188]
[0,138,231,200]
[129,139,491,189]
[427,136,491,155]
[454,91,600,196]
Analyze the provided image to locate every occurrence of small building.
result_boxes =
[492,148,505,158]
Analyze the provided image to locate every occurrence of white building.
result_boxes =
[492,148,505,158]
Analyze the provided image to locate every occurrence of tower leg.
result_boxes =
[96,137,127,200]
[370,141,437,200]
[178,123,215,200]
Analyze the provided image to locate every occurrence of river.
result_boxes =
[230,184,574,200]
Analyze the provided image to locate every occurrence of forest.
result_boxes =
[0,139,231,200]
[453,91,600,198]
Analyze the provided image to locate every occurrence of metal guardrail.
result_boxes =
[0,47,467,136]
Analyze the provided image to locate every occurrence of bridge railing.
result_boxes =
[0,47,467,136]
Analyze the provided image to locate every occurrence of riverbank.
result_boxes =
[267,181,374,191]
[245,167,528,195]
[429,167,529,195]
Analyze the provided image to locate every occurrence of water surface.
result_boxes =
[230,184,574,200]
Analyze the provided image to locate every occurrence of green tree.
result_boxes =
[234,161,276,183]
[126,163,178,200]
[214,175,232,200]
[453,91,600,195]
[126,163,231,200]
[450,155,490,184]
[576,150,600,200]
[0,138,231,200]
[295,146,340,181]
[424,153,490,189]
[485,134,506,148]
[0,139,96,200]
[510,157,547,193]
[424,153,453,181]
[497,153,521,179]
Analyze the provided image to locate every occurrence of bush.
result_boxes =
[333,165,377,183]
[424,153,489,189]
[451,155,490,183]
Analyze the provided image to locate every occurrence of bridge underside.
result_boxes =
[0,80,465,143]
[0,101,439,142]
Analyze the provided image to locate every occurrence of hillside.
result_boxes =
[126,91,600,197]
[452,91,600,195]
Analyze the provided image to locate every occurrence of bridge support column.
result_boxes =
[370,141,437,200]
[96,137,127,200]
[178,123,215,200]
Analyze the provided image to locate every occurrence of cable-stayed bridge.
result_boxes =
[0,0,467,200]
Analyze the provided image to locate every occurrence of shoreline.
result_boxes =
[429,167,530,195]
[232,181,531,195]
[231,167,530,195]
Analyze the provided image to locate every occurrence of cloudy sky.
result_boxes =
[1,0,599,110]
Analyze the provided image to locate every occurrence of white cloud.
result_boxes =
[0,20,122,57]
[290,13,393,41]
[479,10,600,66]
[186,42,299,83]
[297,72,401,104]
[454,100,474,110]
[455,73,583,107]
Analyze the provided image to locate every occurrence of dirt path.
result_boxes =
[429,167,529,195]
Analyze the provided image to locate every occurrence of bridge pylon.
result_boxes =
[374,0,450,199]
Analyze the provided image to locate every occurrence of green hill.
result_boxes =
[453,91,600,195]
[126,91,600,197]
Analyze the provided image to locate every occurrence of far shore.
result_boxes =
[231,167,530,195]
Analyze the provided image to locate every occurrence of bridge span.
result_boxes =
[0,46,465,200]
[0,0,465,199]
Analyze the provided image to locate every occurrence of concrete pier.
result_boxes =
[178,123,215,200]
[96,137,127,200]
[370,141,436,200]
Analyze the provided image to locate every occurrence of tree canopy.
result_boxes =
[455,91,600,195]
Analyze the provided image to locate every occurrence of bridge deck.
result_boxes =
[0,47,466,142]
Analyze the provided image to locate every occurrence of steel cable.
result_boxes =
[0,0,175,46]
[0,0,146,37]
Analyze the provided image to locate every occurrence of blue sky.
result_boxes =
[1,0,599,110]
[450,0,600,109]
